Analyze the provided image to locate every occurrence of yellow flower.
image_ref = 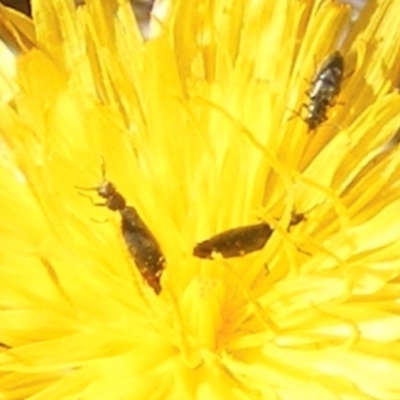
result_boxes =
[1,0,400,399]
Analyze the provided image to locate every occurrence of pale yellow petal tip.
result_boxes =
[148,0,171,38]
[0,40,18,103]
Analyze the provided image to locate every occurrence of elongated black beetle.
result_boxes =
[77,169,165,294]
[193,222,273,259]
[193,211,306,259]
[303,51,345,130]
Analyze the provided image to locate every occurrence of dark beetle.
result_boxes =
[79,179,165,294]
[303,51,345,130]
[193,210,309,259]
[193,222,273,259]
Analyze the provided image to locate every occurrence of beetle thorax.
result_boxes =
[98,181,126,211]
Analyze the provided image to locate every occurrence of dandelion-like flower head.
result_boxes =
[1,0,400,399]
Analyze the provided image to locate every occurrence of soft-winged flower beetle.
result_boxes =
[193,211,306,259]
[303,51,345,130]
[77,166,165,294]
[193,222,273,259]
